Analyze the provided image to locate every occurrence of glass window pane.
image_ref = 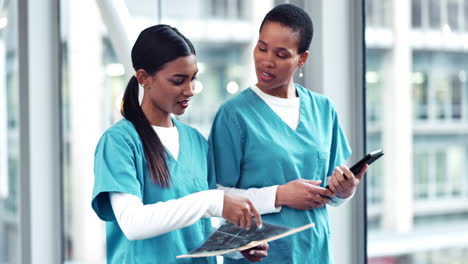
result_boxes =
[429,0,441,29]
[414,152,429,199]
[447,0,460,31]
[465,0,468,31]
[0,1,19,263]
[366,0,375,27]
[435,151,446,197]
[447,146,464,197]
[412,0,422,28]
[412,72,429,120]
[366,1,468,263]
[451,73,462,119]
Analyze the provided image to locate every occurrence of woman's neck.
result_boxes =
[141,103,172,127]
[257,81,297,99]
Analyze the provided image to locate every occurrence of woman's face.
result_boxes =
[144,55,198,118]
[254,21,307,92]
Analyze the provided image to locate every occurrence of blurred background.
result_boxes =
[1,0,468,263]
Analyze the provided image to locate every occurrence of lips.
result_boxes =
[258,70,275,82]
[177,99,190,109]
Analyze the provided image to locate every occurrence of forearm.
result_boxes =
[110,190,224,240]
[217,184,281,214]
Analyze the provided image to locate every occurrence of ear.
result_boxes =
[135,69,151,88]
[298,51,309,67]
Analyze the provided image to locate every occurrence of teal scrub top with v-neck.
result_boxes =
[92,118,215,264]
[208,84,351,264]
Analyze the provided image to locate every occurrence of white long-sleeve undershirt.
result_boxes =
[217,184,282,214]
[110,190,224,240]
[109,185,282,241]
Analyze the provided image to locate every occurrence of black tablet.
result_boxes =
[347,148,384,177]
[326,149,384,188]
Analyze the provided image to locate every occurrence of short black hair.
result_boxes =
[259,4,313,54]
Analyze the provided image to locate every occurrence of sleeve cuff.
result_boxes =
[254,185,282,214]
[224,251,244,259]
[215,184,282,215]
[329,192,354,207]
[207,190,224,217]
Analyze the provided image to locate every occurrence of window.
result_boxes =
[0,0,19,263]
[413,146,466,201]
[413,51,468,122]
[414,151,430,199]
[447,0,460,32]
[451,73,462,119]
[366,0,392,28]
[412,72,429,120]
[206,0,245,19]
[365,0,375,27]
[366,0,468,263]
[429,0,441,29]
[412,0,422,28]
[465,0,468,31]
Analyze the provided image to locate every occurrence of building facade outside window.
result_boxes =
[366,0,468,263]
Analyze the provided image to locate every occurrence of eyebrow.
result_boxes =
[172,74,189,78]
[172,70,198,78]
[258,40,290,53]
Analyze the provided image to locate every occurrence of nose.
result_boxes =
[182,82,194,97]
[262,52,275,68]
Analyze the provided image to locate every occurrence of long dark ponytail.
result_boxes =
[121,25,195,187]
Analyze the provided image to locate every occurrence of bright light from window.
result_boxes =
[0,17,7,29]
[226,81,239,94]
[366,71,379,83]
[106,63,125,77]
[459,71,467,83]
[442,24,452,34]
[198,63,205,74]
[412,72,425,84]
[194,80,203,94]
[115,93,123,111]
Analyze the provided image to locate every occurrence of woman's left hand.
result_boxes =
[327,164,368,199]
[240,243,269,262]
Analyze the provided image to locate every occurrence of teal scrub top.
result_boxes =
[208,84,351,264]
[92,118,215,264]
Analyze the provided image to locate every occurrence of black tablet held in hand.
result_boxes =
[347,148,384,177]
[326,149,384,188]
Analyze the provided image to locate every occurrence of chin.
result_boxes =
[258,82,279,90]
[174,110,186,116]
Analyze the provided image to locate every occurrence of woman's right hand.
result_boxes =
[223,194,262,229]
[275,179,335,210]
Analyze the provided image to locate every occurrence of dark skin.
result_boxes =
[327,164,368,198]
[241,243,269,262]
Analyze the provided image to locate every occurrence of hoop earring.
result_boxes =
[299,67,304,78]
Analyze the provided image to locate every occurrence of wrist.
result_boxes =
[215,190,225,217]
[275,185,285,207]
[222,193,229,217]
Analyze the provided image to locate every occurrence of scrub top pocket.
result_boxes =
[317,151,330,181]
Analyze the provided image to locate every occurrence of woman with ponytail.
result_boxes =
[91,25,267,263]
